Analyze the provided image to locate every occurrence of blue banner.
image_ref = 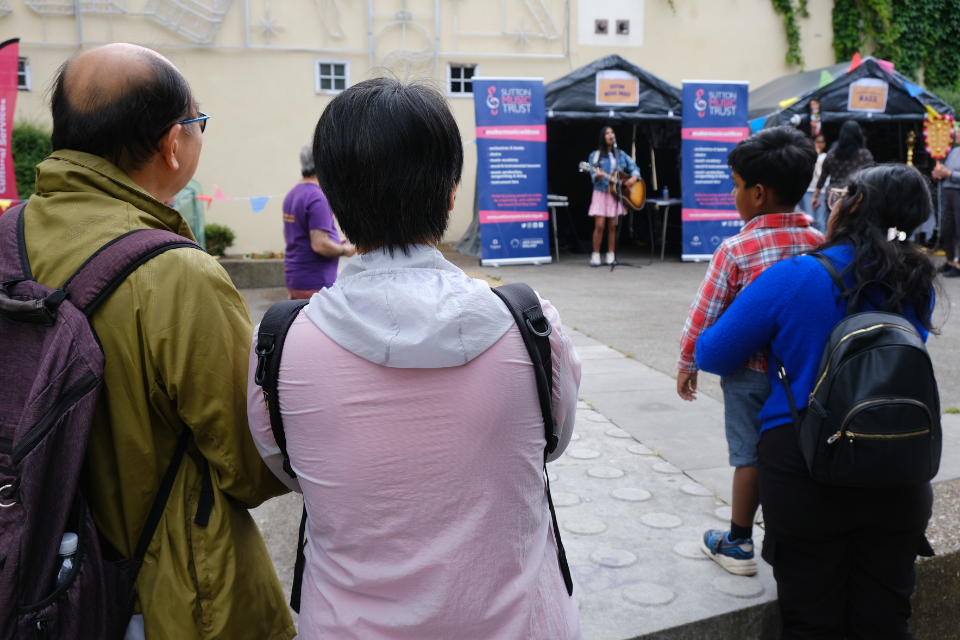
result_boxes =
[680,81,750,261]
[472,78,551,265]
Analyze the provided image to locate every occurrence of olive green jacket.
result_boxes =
[23,151,295,640]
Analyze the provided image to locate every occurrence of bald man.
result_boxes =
[21,45,295,640]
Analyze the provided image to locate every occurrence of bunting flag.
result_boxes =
[778,96,799,110]
[877,59,895,74]
[904,81,925,98]
[749,117,767,134]
[818,70,834,89]
[848,52,863,72]
[203,185,281,213]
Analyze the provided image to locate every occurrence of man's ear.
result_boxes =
[158,124,182,172]
[754,183,769,206]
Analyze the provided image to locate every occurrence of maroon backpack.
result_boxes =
[0,204,201,639]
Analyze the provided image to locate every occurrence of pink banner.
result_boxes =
[681,209,742,222]
[475,125,547,142]
[0,39,19,204]
[681,127,751,144]
[479,209,549,224]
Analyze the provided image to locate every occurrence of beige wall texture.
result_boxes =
[5,0,836,254]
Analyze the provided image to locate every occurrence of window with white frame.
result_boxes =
[447,64,477,96]
[315,61,348,93]
[18,58,30,91]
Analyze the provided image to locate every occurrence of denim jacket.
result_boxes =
[588,149,641,192]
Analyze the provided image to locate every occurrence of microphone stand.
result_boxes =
[609,137,642,271]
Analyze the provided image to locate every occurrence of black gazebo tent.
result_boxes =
[762,57,954,165]
[455,55,683,257]
[749,61,849,121]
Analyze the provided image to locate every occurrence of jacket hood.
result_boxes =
[303,245,515,368]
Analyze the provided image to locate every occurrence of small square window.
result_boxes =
[447,64,478,96]
[316,60,349,94]
[17,58,30,91]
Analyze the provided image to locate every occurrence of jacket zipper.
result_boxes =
[12,372,98,464]
[810,324,920,398]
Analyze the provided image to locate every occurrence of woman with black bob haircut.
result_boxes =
[812,120,874,211]
[246,78,584,639]
[695,164,940,639]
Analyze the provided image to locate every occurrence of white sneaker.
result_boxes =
[606,252,616,265]
[590,252,601,267]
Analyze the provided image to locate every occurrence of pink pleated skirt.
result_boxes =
[588,189,626,217]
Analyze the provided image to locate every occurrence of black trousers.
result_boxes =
[758,426,933,640]
[943,188,960,263]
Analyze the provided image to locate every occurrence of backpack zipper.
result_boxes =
[12,372,98,464]
[827,398,932,445]
[810,324,921,398]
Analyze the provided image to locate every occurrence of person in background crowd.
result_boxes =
[799,134,827,232]
[248,78,584,639]
[696,164,938,638]
[587,126,641,267]
[931,145,960,277]
[23,44,294,640]
[283,144,356,299]
[812,120,874,212]
[678,126,824,577]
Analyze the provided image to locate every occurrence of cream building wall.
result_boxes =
[4,0,837,254]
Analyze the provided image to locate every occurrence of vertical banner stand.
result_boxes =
[680,80,750,262]
[0,38,21,210]
[472,77,552,267]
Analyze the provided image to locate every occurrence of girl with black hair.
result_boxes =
[695,164,940,638]
[811,120,874,211]
[586,126,641,266]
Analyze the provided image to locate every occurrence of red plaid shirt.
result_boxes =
[678,213,825,374]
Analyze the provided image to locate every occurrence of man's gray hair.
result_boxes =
[300,144,316,177]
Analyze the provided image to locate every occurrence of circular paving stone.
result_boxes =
[563,516,607,535]
[623,583,676,606]
[641,513,682,529]
[673,541,710,560]
[715,506,733,521]
[548,472,558,483]
[590,548,638,568]
[627,444,653,455]
[570,432,581,441]
[585,413,610,423]
[587,466,624,479]
[653,461,682,474]
[611,488,651,502]
[605,427,632,439]
[712,576,765,599]
[551,492,580,507]
[680,483,714,497]
[567,448,601,460]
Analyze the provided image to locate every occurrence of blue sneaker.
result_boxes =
[700,529,758,576]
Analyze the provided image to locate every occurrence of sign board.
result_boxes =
[847,78,888,112]
[472,78,551,266]
[595,70,640,107]
[0,39,19,209]
[680,81,750,261]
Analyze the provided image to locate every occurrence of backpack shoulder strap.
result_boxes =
[61,229,201,317]
[254,299,310,478]
[811,252,859,316]
[490,282,573,597]
[0,203,32,284]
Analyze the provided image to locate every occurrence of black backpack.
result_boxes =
[253,282,573,612]
[777,253,942,487]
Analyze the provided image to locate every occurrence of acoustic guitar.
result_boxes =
[578,161,646,211]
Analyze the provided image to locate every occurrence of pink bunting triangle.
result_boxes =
[877,59,894,74]
[213,184,228,200]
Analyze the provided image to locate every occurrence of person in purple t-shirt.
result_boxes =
[283,145,356,299]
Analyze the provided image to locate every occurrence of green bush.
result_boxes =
[205,223,236,257]
[929,87,960,117]
[11,122,53,200]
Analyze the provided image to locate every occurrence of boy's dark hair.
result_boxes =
[313,78,463,254]
[727,126,817,207]
[50,51,195,173]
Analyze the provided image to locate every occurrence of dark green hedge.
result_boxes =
[11,122,53,200]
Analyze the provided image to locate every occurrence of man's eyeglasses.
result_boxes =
[179,112,210,134]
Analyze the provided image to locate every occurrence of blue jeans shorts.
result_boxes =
[720,367,771,467]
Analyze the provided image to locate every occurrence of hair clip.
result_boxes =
[887,227,907,242]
